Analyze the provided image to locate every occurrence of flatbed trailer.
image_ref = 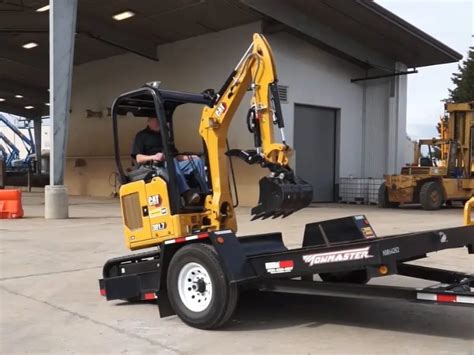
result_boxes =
[99,214,474,329]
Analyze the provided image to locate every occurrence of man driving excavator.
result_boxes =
[131,116,209,205]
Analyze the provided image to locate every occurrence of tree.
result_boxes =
[448,47,474,103]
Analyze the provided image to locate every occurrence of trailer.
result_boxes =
[99,213,474,329]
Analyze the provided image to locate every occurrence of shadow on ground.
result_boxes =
[116,290,474,339]
[228,291,474,338]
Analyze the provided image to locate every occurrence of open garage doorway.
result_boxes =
[294,104,338,202]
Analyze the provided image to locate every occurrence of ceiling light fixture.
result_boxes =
[0,98,5,102]
[112,10,135,21]
[36,5,50,12]
[22,42,38,49]
[45,103,50,106]
[15,94,23,98]
[25,105,35,110]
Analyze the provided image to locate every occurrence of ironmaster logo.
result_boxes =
[302,247,373,266]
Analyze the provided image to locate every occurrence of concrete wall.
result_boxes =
[64,21,406,205]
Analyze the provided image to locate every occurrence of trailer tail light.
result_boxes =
[100,288,106,296]
[143,292,157,300]
[378,265,388,275]
[417,292,474,304]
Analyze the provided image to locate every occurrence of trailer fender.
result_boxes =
[208,230,258,283]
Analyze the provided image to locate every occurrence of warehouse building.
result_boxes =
[0,0,461,211]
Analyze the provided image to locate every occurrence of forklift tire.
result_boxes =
[167,243,238,329]
[378,183,399,208]
[319,270,369,284]
[419,181,443,210]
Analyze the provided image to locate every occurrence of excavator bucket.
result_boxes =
[251,176,313,220]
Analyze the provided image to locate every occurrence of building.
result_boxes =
[0,0,461,209]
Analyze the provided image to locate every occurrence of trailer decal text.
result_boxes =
[265,260,294,274]
[302,247,373,266]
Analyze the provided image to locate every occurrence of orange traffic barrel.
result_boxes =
[0,189,24,219]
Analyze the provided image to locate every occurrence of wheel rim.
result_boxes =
[177,262,213,312]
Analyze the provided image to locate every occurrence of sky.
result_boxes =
[376,0,473,140]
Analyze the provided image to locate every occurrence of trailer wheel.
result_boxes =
[378,183,399,208]
[419,181,443,210]
[167,244,238,329]
[319,270,369,284]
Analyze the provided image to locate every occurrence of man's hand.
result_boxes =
[152,152,165,161]
[177,155,199,161]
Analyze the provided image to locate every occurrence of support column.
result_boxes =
[33,117,42,174]
[45,0,77,219]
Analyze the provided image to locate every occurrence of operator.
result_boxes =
[131,116,209,205]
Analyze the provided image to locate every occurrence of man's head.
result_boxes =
[147,117,160,132]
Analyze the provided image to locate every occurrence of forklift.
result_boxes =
[99,34,474,329]
[379,102,474,210]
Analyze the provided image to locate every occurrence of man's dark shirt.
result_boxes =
[131,127,177,161]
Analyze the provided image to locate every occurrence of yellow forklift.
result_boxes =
[99,34,474,329]
[379,102,474,210]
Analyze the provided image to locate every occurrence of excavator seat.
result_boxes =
[127,166,169,183]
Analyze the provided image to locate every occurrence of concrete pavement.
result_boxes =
[1,192,473,354]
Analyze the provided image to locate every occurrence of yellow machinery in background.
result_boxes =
[380,102,474,210]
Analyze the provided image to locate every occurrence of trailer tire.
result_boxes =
[419,181,443,210]
[167,243,238,329]
[378,183,399,208]
[319,270,369,284]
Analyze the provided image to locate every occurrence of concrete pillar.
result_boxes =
[33,117,42,174]
[387,62,408,174]
[45,0,77,219]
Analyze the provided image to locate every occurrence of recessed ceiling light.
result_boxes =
[112,10,135,21]
[45,103,50,106]
[36,5,50,12]
[15,94,23,98]
[22,42,38,49]
[25,105,34,110]
[0,98,5,102]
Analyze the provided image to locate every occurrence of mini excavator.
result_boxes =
[100,34,474,330]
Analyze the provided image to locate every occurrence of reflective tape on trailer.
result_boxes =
[417,292,474,304]
[164,232,209,245]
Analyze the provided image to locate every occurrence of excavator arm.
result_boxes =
[199,33,312,222]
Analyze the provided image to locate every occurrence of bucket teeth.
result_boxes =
[250,176,313,220]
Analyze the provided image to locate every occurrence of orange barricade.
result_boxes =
[0,189,24,219]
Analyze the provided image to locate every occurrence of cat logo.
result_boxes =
[148,195,161,208]
[215,102,227,117]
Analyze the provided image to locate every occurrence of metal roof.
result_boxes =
[0,0,462,119]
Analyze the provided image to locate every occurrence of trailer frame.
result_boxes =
[99,214,474,326]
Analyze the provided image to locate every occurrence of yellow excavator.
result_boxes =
[100,34,474,329]
[379,102,474,210]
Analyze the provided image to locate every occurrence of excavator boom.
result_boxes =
[199,34,313,220]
